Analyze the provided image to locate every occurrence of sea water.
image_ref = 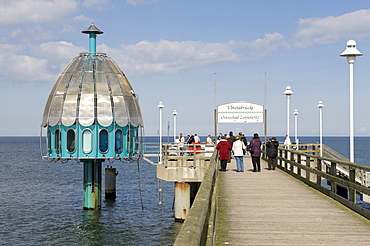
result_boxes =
[0,136,180,246]
[1,136,369,245]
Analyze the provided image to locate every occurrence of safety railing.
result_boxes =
[173,149,219,246]
[263,146,370,219]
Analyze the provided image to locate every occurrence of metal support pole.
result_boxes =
[349,63,354,162]
[158,102,164,164]
[173,110,177,143]
[287,95,290,137]
[83,160,102,210]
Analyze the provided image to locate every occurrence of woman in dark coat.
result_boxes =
[248,133,262,172]
[266,137,279,170]
[216,136,232,171]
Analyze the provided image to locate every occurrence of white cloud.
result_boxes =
[126,0,158,6]
[0,44,52,82]
[98,40,241,75]
[293,9,370,48]
[0,39,242,83]
[0,0,78,26]
[82,0,110,10]
[246,33,288,60]
[37,41,85,67]
[0,34,288,83]
[0,41,85,83]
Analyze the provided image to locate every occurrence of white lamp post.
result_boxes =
[283,86,294,137]
[293,109,299,145]
[340,40,362,162]
[317,101,324,157]
[157,101,164,164]
[173,110,177,143]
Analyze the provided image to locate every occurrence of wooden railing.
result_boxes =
[173,150,219,246]
[174,143,370,245]
[262,145,370,219]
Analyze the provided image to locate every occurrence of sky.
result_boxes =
[2,0,370,138]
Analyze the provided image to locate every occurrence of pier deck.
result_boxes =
[216,156,370,245]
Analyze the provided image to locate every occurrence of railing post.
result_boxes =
[163,144,168,167]
[290,151,294,173]
[297,153,301,176]
[330,162,337,194]
[317,158,322,186]
[278,149,283,167]
[349,168,356,203]
[284,149,288,169]
[306,156,311,182]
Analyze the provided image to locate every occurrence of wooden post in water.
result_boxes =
[105,166,118,200]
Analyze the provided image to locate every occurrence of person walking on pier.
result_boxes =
[216,136,232,172]
[206,135,213,144]
[248,133,262,172]
[229,131,235,142]
[266,137,279,170]
[284,135,291,149]
[238,132,248,147]
[232,136,246,172]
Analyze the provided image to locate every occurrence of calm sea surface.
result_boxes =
[0,136,180,246]
[1,136,370,245]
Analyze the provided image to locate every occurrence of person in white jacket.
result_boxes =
[232,136,246,172]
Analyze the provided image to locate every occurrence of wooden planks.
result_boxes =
[215,156,370,245]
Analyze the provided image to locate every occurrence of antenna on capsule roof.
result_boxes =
[82,23,104,57]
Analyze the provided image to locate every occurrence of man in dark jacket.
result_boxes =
[266,137,279,170]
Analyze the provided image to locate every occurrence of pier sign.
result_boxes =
[217,102,264,123]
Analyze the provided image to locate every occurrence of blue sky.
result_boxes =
[2,0,370,137]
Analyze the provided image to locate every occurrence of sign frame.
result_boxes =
[217,102,264,124]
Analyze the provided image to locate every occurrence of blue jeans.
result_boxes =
[235,156,244,171]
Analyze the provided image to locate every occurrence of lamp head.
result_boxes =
[283,85,294,96]
[340,40,363,57]
[293,109,299,115]
[173,110,177,115]
[157,101,164,108]
[317,101,324,108]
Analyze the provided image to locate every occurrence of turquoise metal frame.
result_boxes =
[47,123,140,159]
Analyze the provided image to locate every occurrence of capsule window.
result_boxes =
[47,128,52,154]
[99,129,109,153]
[82,129,92,154]
[115,129,123,153]
[55,129,61,154]
[67,129,76,153]
[127,129,133,154]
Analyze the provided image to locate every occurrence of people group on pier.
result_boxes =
[178,131,280,173]
[214,131,280,173]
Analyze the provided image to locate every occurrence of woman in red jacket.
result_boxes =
[216,136,232,171]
